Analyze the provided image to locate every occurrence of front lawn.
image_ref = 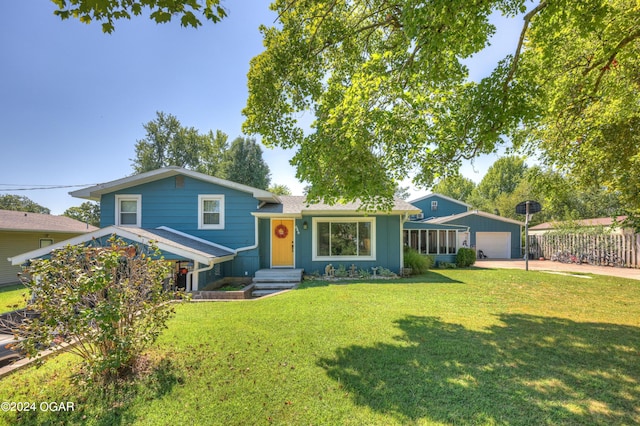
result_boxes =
[1,269,639,425]
[0,284,27,314]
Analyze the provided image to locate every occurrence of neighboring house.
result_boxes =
[9,167,419,290]
[404,194,524,260]
[529,216,629,236]
[1,210,97,285]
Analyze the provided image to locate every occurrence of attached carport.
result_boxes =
[8,225,236,291]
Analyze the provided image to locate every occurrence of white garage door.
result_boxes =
[476,232,511,259]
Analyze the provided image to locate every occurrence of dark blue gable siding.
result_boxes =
[410,195,468,219]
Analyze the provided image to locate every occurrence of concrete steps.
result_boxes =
[252,269,303,297]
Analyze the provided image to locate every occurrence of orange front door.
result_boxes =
[272,219,294,267]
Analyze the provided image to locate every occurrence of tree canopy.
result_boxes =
[243,0,640,219]
[48,0,227,33]
[63,201,101,227]
[0,194,50,214]
[219,137,271,190]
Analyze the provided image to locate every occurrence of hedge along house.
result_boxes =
[10,167,420,290]
[1,210,98,285]
[404,194,524,260]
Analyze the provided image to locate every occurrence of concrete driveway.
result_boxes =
[476,259,640,281]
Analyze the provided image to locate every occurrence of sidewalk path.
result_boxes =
[476,259,640,281]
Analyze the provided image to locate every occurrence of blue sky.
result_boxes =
[0,1,524,215]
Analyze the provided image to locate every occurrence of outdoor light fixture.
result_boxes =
[303,221,308,230]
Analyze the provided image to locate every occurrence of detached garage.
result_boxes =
[426,211,523,259]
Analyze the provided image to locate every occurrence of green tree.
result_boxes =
[16,238,177,384]
[243,0,640,221]
[63,201,100,227]
[131,112,228,176]
[49,0,227,33]
[468,156,527,211]
[0,194,50,214]
[430,174,476,203]
[268,184,292,195]
[219,137,271,189]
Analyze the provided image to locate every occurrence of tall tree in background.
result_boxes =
[63,202,100,227]
[0,194,50,214]
[220,137,271,190]
[430,175,476,203]
[243,0,640,222]
[268,184,292,195]
[468,156,528,211]
[131,112,228,176]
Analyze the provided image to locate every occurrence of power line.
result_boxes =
[0,184,98,191]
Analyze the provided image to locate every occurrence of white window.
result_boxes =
[198,195,225,230]
[431,201,438,211]
[403,229,458,254]
[39,238,54,248]
[115,195,141,227]
[313,217,375,261]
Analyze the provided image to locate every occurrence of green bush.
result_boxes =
[403,247,433,274]
[456,248,477,267]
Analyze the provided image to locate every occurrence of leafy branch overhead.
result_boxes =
[243,0,640,217]
[50,0,228,33]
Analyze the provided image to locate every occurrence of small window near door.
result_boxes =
[115,195,141,227]
[39,238,54,248]
[198,195,225,230]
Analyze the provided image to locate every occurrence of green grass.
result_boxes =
[0,284,27,314]
[1,269,639,425]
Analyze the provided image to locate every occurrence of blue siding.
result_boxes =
[446,215,522,259]
[292,215,403,274]
[410,195,468,219]
[100,176,259,249]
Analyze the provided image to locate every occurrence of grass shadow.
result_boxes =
[318,314,639,425]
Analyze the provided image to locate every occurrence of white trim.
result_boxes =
[70,167,277,203]
[115,194,141,227]
[312,217,376,261]
[426,210,524,226]
[198,194,225,230]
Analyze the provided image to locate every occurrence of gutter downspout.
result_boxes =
[236,215,260,253]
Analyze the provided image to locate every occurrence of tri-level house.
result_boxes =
[9,168,523,292]
[9,167,420,290]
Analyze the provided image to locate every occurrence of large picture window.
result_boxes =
[313,218,375,260]
[198,195,225,230]
[115,194,141,227]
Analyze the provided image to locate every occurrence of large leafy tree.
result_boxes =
[0,194,50,214]
[48,0,227,33]
[131,112,229,176]
[430,175,476,203]
[243,0,640,219]
[468,156,528,210]
[219,137,271,190]
[63,201,100,227]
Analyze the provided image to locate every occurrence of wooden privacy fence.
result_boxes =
[529,233,640,269]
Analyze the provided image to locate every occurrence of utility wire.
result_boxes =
[0,184,98,191]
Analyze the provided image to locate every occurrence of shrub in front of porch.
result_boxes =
[403,247,433,275]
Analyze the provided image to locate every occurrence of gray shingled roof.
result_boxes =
[0,209,98,233]
[258,196,420,215]
[131,227,236,258]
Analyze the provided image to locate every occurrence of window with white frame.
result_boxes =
[198,195,225,230]
[39,238,54,248]
[431,200,438,211]
[403,229,458,255]
[115,195,141,227]
[313,218,375,260]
